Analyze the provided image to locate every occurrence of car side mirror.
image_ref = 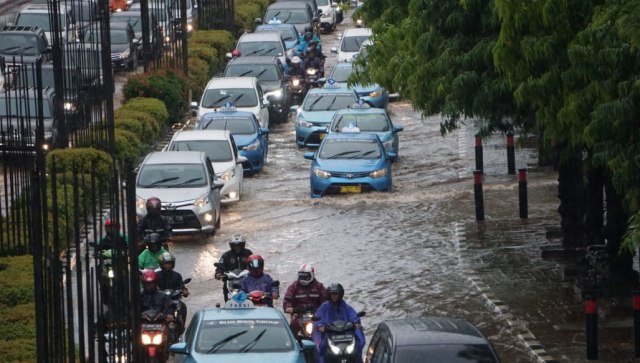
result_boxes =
[213,180,224,189]
[393,125,404,132]
[260,127,270,135]
[263,99,271,108]
[225,52,233,59]
[190,101,198,116]
[386,150,397,160]
[132,38,139,44]
[254,17,262,24]
[301,339,316,351]
[170,342,188,355]
[317,9,322,14]
[237,155,248,164]
[303,152,315,160]
[330,47,337,53]
[290,105,299,113]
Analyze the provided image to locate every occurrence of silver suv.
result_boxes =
[13,3,77,44]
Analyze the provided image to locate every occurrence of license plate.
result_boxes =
[167,215,183,224]
[339,185,361,193]
[331,334,352,342]
[142,323,164,331]
[319,132,326,140]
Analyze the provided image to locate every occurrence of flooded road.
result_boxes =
[167,13,554,363]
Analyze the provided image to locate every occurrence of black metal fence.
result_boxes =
[198,0,234,31]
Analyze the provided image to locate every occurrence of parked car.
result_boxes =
[257,1,319,36]
[327,61,389,109]
[110,10,163,60]
[170,301,316,362]
[195,109,269,175]
[303,131,394,198]
[135,151,223,236]
[166,130,246,204]
[364,317,502,363]
[223,56,290,123]
[13,3,77,44]
[192,77,270,129]
[331,27,372,62]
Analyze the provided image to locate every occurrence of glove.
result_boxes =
[285,307,293,314]
[214,272,223,280]
[182,288,189,297]
[318,325,325,333]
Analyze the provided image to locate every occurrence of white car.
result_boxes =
[166,130,246,204]
[192,76,271,129]
[228,31,289,66]
[316,0,336,33]
[331,27,373,62]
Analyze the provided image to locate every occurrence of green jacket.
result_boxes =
[138,247,168,270]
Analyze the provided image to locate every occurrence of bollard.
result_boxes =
[475,135,483,173]
[473,170,484,221]
[518,168,528,219]
[634,288,640,357]
[507,133,516,175]
[585,292,598,360]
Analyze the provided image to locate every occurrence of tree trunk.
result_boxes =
[604,177,636,285]
[556,151,585,248]
[585,166,604,246]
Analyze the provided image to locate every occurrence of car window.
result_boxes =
[329,66,352,83]
[316,0,329,5]
[237,41,283,57]
[0,34,40,56]
[302,93,357,111]
[341,35,370,52]
[371,342,390,363]
[265,9,309,23]
[169,140,233,162]
[225,65,280,82]
[137,163,208,188]
[199,118,257,134]
[112,16,142,32]
[0,97,53,118]
[17,12,66,31]
[195,319,295,353]
[201,88,258,108]
[333,114,389,132]
[395,344,499,362]
[319,139,381,159]
[184,314,199,347]
[110,29,130,44]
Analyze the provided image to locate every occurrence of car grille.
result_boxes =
[161,210,201,230]
[330,171,371,179]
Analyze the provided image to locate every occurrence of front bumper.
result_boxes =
[111,56,133,71]
[239,149,266,174]
[309,171,392,198]
[295,123,329,148]
[219,178,241,204]
[136,207,216,235]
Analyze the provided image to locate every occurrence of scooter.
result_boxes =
[223,268,249,301]
[317,311,366,363]
[160,277,191,345]
[140,309,168,362]
[306,67,321,88]
[289,75,306,106]
[291,306,318,363]
[247,280,280,307]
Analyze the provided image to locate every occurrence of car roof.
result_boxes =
[267,1,310,10]
[334,107,388,116]
[256,23,297,31]
[20,3,71,12]
[239,32,281,41]
[200,306,286,321]
[201,110,256,119]
[380,318,492,347]
[143,151,207,165]
[307,87,357,96]
[0,87,55,98]
[171,130,231,142]
[323,132,379,142]
[205,77,259,89]
[227,56,281,66]
[343,27,373,37]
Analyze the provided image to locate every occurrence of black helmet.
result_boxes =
[158,251,176,266]
[144,232,162,245]
[327,283,344,300]
[228,233,246,250]
[146,197,162,215]
[304,25,313,34]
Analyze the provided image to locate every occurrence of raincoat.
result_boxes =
[138,247,168,270]
[240,273,279,307]
[314,300,365,363]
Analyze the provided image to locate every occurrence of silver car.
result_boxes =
[136,151,223,236]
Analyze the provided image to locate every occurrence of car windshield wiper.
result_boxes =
[238,329,267,353]
[207,330,249,354]
[325,96,337,111]
[202,118,222,130]
[142,176,179,188]
[308,96,324,110]
[168,177,203,187]
[205,95,230,107]
[327,150,360,159]
[255,68,268,78]
[238,70,253,76]
[243,49,263,56]
[232,94,244,103]
[261,47,276,55]
[282,13,292,23]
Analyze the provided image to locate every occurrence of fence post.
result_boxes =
[634,288,640,357]
[507,132,515,175]
[518,168,528,219]
[584,291,598,360]
[473,170,484,221]
[475,134,483,174]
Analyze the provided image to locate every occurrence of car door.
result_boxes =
[205,157,221,213]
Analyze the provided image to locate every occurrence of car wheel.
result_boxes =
[263,146,269,165]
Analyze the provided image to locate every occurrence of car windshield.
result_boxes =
[195,319,294,354]
[201,88,258,108]
[341,35,370,52]
[329,66,353,83]
[303,94,356,111]
[74,2,97,22]
[0,97,53,118]
[112,16,142,32]
[316,0,329,5]
[225,65,280,82]
[237,41,282,57]
[137,163,207,188]
[199,118,257,134]
[256,27,297,42]
[333,114,389,132]
[265,9,309,24]
[319,139,381,159]
[84,29,128,44]
[0,35,40,55]
[16,12,66,31]
[168,140,233,162]
[394,344,499,363]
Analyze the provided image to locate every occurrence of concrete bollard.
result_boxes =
[507,132,516,175]
[473,170,484,221]
[518,168,528,219]
[475,135,483,173]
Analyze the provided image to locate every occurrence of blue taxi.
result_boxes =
[327,62,389,109]
[196,107,269,175]
[327,102,403,160]
[292,80,358,148]
[303,131,394,198]
[170,299,316,363]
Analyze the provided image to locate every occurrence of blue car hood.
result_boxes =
[299,110,337,123]
[232,134,258,148]
[353,83,378,93]
[317,158,384,172]
[187,351,302,363]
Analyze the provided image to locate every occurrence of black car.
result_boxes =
[110,10,163,60]
[365,317,502,363]
[82,21,138,71]
[223,56,291,123]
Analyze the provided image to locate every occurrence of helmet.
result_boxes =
[144,232,162,245]
[304,31,313,40]
[246,254,264,277]
[145,197,162,214]
[141,269,158,283]
[105,219,117,228]
[228,233,246,250]
[291,56,301,65]
[308,40,317,47]
[158,251,176,266]
[297,263,315,286]
[231,49,241,57]
[327,283,344,301]
[304,25,313,34]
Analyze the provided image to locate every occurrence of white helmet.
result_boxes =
[291,56,302,65]
[297,263,315,286]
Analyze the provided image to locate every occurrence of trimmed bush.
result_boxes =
[122,69,187,124]
[114,118,151,149]
[235,3,262,34]
[114,129,145,167]
[188,56,210,103]
[45,148,113,179]
[188,45,220,78]
[0,256,34,306]
[0,339,37,362]
[119,97,169,126]
[189,30,235,62]
[114,108,162,137]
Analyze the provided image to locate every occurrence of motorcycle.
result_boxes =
[289,76,306,106]
[247,280,280,307]
[290,306,318,363]
[317,311,366,363]
[140,309,169,362]
[140,229,170,255]
[160,277,191,345]
[305,67,321,88]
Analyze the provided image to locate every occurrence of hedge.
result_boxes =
[119,97,170,128]
[122,69,187,124]
[45,148,113,179]
[188,45,220,78]
[114,108,163,138]
[188,56,211,102]
[114,129,145,167]
[188,30,235,62]
[235,3,262,34]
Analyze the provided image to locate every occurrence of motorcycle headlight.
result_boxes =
[304,322,313,335]
[107,267,114,279]
[141,333,152,345]
[292,78,301,87]
[356,19,363,26]
[64,101,76,111]
[194,195,209,208]
[345,341,355,354]
[136,197,145,210]
[119,49,130,59]
[306,68,317,75]
[370,168,387,178]
[217,167,235,181]
[313,168,331,179]
[296,119,313,128]
[152,333,163,345]
[187,24,193,32]
[245,139,260,151]
[165,36,171,42]
[267,88,283,99]
[329,340,341,355]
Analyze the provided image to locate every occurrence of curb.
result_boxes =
[454,223,559,363]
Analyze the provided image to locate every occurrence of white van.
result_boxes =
[331,27,372,62]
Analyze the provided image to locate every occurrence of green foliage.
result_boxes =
[122,69,187,124]
[189,30,235,62]
[45,148,113,179]
[114,108,162,137]
[0,256,36,360]
[188,56,210,102]
[0,339,36,361]
[0,256,34,306]
[235,3,262,33]
[119,98,170,127]
[188,45,220,78]
[114,129,145,167]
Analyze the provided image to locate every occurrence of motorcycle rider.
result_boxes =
[240,254,279,307]
[284,264,326,343]
[156,251,189,332]
[214,234,253,301]
[140,269,174,319]
[302,46,325,80]
[136,197,172,253]
[96,219,128,250]
[95,219,129,306]
[138,232,168,270]
[297,29,321,53]
[314,283,365,363]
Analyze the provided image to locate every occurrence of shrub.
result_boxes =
[0,256,33,306]
[122,69,187,124]
[188,56,210,102]
[188,45,220,78]
[114,118,152,149]
[189,30,235,62]
[0,338,36,361]
[235,3,262,34]
[114,108,162,137]
[119,98,169,126]
[45,148,113,179]
[114,129,145,167]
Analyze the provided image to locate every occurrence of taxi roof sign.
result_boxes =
[324,78,339,89]
[224,291,255,309]
[350,99,370,109]
[268,17,282,24]
[219,102,237,112]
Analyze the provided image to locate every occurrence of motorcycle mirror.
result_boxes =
[213,262,223,268]
[311,315,320,321]
[273,280,280,287]
[357,311,366,317]
[183,277,192,284]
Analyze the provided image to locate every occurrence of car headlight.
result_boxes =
[64,101,76,111]
[266,88,283,99]
[296,119,313,128]
[194,195,209,208]
[345,341,355,354]
[187,23,193,32]
[119,49,130,59]
[383,140,393,150]
[217,167,235,181]
[136,197,145,209]
[44,131,53,140]
[313,168,331,179]
[328,340,341,355]
[370,168,387,178]
[369,89,382,97]
[244,139,261,151]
